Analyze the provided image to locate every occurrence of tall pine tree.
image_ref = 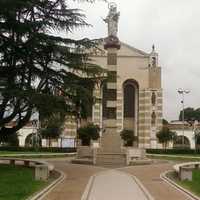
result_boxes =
[0,0,104,136]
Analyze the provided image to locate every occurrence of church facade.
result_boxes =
[90,42,163,149]
[63,41,163,149]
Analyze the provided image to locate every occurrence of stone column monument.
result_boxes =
[100,3,121,153]
[96,4,147,166]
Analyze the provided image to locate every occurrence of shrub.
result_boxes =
[0,146,76,153]
[146,148,200,154]
[120,129,137,147]
[0,131,19,147]
[77,123,100,146]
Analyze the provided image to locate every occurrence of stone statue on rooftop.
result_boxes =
[104,2,120,37]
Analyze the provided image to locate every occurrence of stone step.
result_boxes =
[71,158,93,165]
[96,153,126,166]
[97,157,125,162]
[96,160,125,165]
[97,154,125,159]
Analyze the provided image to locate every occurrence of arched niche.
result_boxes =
[25,133,42,147]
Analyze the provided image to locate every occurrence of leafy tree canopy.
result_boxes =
[156,127,176,149]
[179,107,200,122]
[40,113,64,139]
[0,0,104,136]
[162,119,169,125]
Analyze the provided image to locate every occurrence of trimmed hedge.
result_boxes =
[0,146,76,153]
[146,149,200,155]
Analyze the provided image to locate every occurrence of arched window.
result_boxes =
[174,136,190,149]
[25,133,42,147]
[124,84,135,118]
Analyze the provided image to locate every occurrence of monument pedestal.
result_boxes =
[100,119,121,153]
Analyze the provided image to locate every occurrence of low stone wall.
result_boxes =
[77,146,93,158]
[0,158,54,181]
[125,148,146,165]
[174,162,200,181]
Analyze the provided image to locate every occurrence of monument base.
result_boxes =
[74,145,150,167]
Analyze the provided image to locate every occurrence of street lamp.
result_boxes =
[177,88,190,148]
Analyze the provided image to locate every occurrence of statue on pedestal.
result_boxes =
[104,2,120,50]
[104,2,120,37]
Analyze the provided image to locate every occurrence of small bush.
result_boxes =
[0,131,19,147]
[146,148,200,154]
[120,129,137,147]
[77,123,100,146]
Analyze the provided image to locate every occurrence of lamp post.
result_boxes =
[177,89,190,148]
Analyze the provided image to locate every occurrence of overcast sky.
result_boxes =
[68,0,200,121]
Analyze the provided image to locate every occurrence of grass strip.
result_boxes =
[0,164,47,200]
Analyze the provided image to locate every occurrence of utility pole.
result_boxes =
[178,89,190,148]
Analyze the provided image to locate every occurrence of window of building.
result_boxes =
[124,84,135,118]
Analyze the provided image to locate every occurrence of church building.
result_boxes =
[89,42,163,149]
[64,3,163,150]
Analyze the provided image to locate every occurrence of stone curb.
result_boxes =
[27,169,66,200]
[132,175,154,200]
[160,170,200,200]
[0,152,76,158]
[115,170,154,200]
[81,174,96,200]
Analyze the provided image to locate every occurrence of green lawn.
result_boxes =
[0,151,39,154]
[177,170,200,197]
[0,164,47,200]
[0,151,72,158]
[0,151,64,154]
[148,155,200,162]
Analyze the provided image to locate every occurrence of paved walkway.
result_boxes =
[120,163,192,200]
[83,170,152,200]
[40,159,193,200]
[42,160,105,200]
